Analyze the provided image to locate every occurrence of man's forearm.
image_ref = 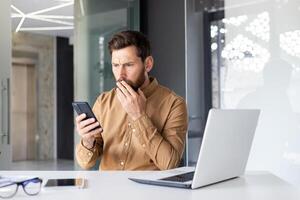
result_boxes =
[129,114,187,170]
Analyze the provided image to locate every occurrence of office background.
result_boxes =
[0,0,300,186]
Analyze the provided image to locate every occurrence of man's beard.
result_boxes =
[117,69,145,91]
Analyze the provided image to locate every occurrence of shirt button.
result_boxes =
[120,161,124,166]
[128,123,131,127]
[88,152,92,156]
[142,144,146,148]
[132,129,136,132]
[125,142,128,146]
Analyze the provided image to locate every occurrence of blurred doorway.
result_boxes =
[11,58,37,161]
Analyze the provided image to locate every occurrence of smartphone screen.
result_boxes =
[44,178,85,188]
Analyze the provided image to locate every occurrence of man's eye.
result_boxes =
[112,64,119,67]
[125,63,133,67]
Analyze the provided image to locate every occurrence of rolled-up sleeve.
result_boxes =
[130,98,188,170]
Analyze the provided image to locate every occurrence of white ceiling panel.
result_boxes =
[11,0,74,38]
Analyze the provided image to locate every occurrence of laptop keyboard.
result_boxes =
[160,171,194,182]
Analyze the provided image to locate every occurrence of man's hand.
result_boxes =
[116,80,147,121]
[75,113,103,149]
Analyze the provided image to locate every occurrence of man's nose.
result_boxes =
[117,66,126,79]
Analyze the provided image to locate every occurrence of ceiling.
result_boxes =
[11,0,74,38]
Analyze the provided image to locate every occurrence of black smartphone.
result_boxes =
[72,101,97,119]
[72,101,101,133]
[44,178,86,188]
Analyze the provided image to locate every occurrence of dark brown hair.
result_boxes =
[108,30,151,62]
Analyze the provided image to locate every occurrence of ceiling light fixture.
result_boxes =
[11,5,24,16]
[20,26,74,31]
[16,17,26,32]
[11,2,74,33]
[11,5,26,32]
[31,15,73,19]
[26,2,73,16]
[11,13,23,18]
[11,14,73,20]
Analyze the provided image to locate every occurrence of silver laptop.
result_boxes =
[129,109,260,189]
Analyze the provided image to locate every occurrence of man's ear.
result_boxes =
[144,56,154,72]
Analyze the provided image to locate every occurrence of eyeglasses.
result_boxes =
[0,177,42,199]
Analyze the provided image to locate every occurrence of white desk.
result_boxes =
[1,171,299,200]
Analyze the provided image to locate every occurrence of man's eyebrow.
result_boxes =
[117,61,135,65]
[112,60,135,65]
[123,61,135,64]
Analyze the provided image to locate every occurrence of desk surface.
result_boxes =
[1,171,299,200]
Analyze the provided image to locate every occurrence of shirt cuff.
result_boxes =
[130,114,161,147]
[130,114,153,134]
[76,139,97,164]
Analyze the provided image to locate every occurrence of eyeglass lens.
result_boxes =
[0,178,42,199]
[0,183,18,199]
[22,179,42,196]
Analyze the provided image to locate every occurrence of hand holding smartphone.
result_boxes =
[72,102,102,140]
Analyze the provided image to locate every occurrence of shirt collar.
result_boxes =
[141,77,158,98]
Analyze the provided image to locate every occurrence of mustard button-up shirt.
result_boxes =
[76,77,188,170]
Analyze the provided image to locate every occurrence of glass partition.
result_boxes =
[74,0,139,103]
[73,0,140,169]
[211,0,300,184]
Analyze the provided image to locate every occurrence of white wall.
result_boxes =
[223,0,300,184]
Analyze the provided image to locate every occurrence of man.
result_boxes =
[75,30,188,170]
